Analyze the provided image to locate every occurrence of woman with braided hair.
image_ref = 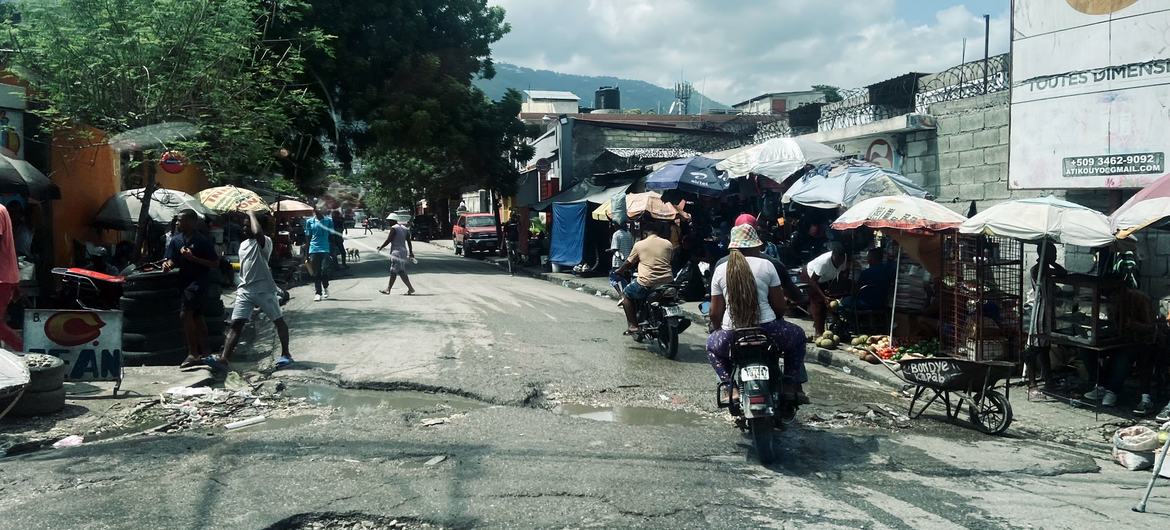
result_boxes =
[707,224,809,403]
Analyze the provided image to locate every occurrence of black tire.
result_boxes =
[122,332,186,352]
[120,296,180,315]
[122,288,178,302]
[123,270,179,291]
[656,324,679,360]
[25,354,66,393]
[749,417,776,465]
[122,347,189,367]
[9,386,67,417]
[969,390,1013,435]
[123,315,182,335]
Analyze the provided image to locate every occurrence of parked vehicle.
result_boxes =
[714,327,800,465]
[412,214,439,241]
[452,213,498,256]
[629,283,690,359]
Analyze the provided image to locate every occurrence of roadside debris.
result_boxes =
[424,455,447,466]
[225,415,267,430]
[52,435,84,448]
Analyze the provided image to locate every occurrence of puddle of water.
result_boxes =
[283,385,488,417]
[554,403,707,427]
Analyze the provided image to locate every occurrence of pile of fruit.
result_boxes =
[814,331,841,349]
[845,335,893,363]
[893,339,939,361]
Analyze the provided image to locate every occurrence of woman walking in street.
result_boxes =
[377,219,416,295]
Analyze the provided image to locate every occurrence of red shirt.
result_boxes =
[0,206,18,284]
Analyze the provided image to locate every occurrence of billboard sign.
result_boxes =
[1010,0,1170,189]
[24,310,124,382]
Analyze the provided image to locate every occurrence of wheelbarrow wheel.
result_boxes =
[969,390,1012,435]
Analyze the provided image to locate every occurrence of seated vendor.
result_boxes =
[841,248,894,310]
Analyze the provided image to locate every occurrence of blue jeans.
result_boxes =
[623,281,651,301]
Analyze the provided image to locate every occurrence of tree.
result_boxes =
[5,0,327,181]
[812,84,844,103]
[6,0,328,256]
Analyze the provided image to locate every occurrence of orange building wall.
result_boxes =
[156,162,208,195]
[50,127,120,266]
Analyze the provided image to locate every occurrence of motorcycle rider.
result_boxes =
[615,221,674,335]
[707,224,808,403]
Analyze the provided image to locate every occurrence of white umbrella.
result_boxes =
[784,162,928,209]
[959,195,1116,248]
[831,196,966,232]
[715,137,842,182]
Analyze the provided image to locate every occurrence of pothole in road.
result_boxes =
[554,403,708,427]
[284,384,490,418]
[265,512,441,530]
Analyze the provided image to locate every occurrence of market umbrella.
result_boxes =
[831,196,967,233]
[716,137,842,182]
[644,156,729,197]
[784,161,928,209]
[107,121,197,151]
[0,154,60,201]
[959,195,1116,248]
[270,199,314,215]
[1109,172,1170,238]
[591,192,678,221]
[94,188,213,230]
[197,185,270,213]
[831,196,966,341]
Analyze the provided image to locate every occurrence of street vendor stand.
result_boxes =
[832,196,1021,434]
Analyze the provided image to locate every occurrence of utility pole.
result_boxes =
[983,14,990,94]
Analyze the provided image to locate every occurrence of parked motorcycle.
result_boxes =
[630,283,691,359]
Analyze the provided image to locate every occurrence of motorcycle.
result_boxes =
[629,283,691,359]
[700,302,798,465]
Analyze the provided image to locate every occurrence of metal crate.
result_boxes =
[940,234,1024,364]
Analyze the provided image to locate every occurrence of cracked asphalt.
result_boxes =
[1,234,1167,529]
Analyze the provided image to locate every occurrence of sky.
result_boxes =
[488,0,1011,105]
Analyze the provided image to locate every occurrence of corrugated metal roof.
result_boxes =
[524,90,580,101]
[603,147,697,159]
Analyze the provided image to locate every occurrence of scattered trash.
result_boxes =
[224,372,250,392]
[658,394,670,401]
[422,418,449,427]
[52,435,84,448]
[163,386,214,399]
[841,366,852,375]
[575,287,585,292]
[424,455,447,466]
[865,402,911,428]
[225,416,267,430]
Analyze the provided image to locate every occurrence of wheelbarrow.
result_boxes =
[899,357,1015,435]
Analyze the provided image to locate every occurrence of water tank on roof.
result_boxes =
[595,86,620,111]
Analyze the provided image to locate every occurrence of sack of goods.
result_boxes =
[1111,425,1162,471]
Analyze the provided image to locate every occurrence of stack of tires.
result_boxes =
[121,270,184,365]
[7,354,66,417]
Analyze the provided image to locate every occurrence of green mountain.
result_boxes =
[476,63,727,113]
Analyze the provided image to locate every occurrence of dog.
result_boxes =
[346,248,360,262]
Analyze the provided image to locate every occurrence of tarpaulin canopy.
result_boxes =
[784,162,928,209]
[716,137,841,182]
[550,202,586,266]
[1110,172,1170,238]
[960,195,1117,248]
[531,181,629,211]
[831,196,966,233]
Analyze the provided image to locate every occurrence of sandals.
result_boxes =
[203,356,229,373]
[378,289,391,295]
[179,356,202,369]
[274,355,294,369]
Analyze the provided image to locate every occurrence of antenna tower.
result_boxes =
[673,82,693,115]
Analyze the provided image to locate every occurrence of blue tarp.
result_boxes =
[550,202,586,266]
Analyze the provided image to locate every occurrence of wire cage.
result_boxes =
[940,233,1024,363]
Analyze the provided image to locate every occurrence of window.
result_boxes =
[467,216,495,228]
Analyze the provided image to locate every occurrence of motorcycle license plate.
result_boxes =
[663,305,682,317]
[740,365,769,381]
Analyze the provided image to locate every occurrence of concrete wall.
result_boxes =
[902,91,1170,300]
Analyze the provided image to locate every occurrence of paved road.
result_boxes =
[1,233,1166,529]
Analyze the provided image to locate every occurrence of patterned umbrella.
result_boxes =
[831,196,966,233]
[591,192,678,221]
[197,185,270,213]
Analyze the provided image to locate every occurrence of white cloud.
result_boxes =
[490,0,1010,104]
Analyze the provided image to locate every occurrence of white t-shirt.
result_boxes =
[238,236,275,294]
[806,251,844,282]
[711,256,781,330]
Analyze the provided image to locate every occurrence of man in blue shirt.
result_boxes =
[304,207,334,301]
[163,209,218,368]
[844,248,894,310]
